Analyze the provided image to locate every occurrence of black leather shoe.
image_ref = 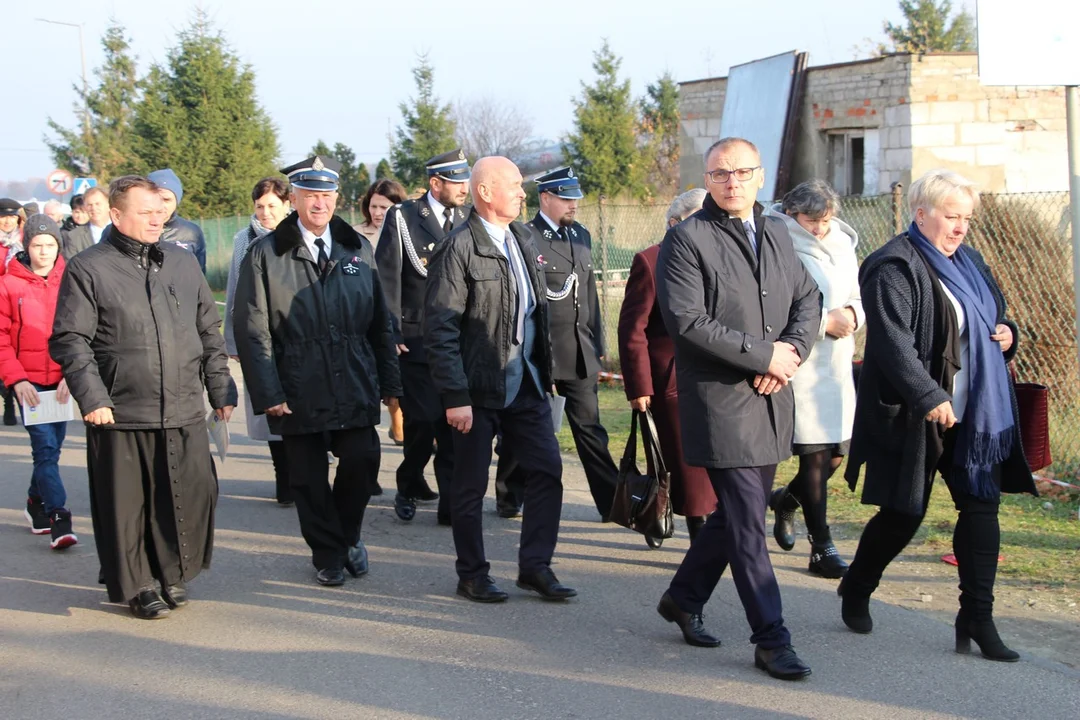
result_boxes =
[838,577,873,634]
[276,498,294,508]
[457,575,509,603]
[316,567,346,586]
[160,583,188,609]
[497,505,522,519]
[754,645,812,680]
[656,591,721,647]
[769,486,799,551]
[345,542,369,578]
[394,493,416,522]
[129,588,171,619]
[517,568,577,600]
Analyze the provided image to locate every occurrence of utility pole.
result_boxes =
[37,18,90,172]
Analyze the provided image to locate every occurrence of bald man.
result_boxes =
[423,157,574,604]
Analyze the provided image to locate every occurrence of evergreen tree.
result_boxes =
[375,158,395,182]
[639,72,681,198]
[563,41,645,199]
[391,54,457,191]
[883,0,976,53]
[46,21,141,182]
[132,10,279,216]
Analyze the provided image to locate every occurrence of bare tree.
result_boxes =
[452,96,534,161]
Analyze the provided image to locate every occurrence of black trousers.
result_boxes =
[398,359,453,512]
[87,424,217,603]
[282,426,380,571]
[268,440,291,503]
[667,465,791,649]
[451,376,563,580]
[846,445,1002,619]
[496,375,616,517]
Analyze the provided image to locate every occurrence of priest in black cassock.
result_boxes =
[50,175,237,620]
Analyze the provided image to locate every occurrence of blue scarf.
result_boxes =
[908,223,1013,498]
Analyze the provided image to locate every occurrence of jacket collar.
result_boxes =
[106,227,165,267]
[702,193,765,268]
[272,212,362,257]
[10,252,66,283]
[529,213,573,265]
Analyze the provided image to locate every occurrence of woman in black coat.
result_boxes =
[840,169,1036,661]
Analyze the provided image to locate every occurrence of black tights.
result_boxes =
[787,449,843,543]
[846,480,1002,619]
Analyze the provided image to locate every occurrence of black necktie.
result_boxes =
[314,237,328,276]
[558,226,574,264]
[442,207,453,234]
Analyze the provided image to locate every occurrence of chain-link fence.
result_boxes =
[198,190,1080,475]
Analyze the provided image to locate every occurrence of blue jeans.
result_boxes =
[19,385,68,514]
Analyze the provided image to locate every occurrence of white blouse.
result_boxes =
[940,283,969,422]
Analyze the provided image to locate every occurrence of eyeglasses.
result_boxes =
[705,166,760,184]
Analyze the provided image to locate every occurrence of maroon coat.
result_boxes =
[618,244,716,517]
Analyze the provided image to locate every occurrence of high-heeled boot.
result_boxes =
[955,610,1019,662]
[768,485,799,551]
[837,576,873,634]
[686,515,707,543]
[808,533,849,579]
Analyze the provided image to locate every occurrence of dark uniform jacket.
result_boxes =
[423,209,554,411]
[60,224,98,260]
[375,195,469,363]
[50,227,237,430]
[529,213,603,380]
[233,212,402,436]
[656,196,822,469]
[160,214,208,274]
[845,234,1035,515]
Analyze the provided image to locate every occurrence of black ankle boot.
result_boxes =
[808,535,849,579]
[686,516,706,542]
[769,486,799,551]
[837,577,873,634]
[955,611,1019,662]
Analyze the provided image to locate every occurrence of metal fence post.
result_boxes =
[891,182,904,234]
[1067,85,1080,378]
[598,194,608,323]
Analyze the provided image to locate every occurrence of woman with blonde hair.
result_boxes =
[839,169,1035,662]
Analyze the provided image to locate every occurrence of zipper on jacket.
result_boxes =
[169,285,180,311]
[15,298,23,356]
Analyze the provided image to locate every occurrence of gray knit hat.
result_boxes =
[24,214,62,244]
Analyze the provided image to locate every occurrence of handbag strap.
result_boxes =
[637,408,668,476]
[620,408,640,468]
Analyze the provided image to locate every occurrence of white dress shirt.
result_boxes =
[538,211,561,235]
[298,220,332,264]
[90,223,106,244]
[426,192,449,225]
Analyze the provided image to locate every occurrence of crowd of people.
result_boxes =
[3,136,1036,679]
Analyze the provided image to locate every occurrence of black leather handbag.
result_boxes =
[609,409,675,547]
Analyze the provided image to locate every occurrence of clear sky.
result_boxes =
[0,0,972,183]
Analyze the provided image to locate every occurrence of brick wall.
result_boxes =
[679,53,1068,196]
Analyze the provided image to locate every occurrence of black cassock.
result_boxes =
[50,229,237,603]
[87,425,217,602]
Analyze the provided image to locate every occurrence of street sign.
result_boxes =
[72,177,97,196]
[47,169,74,195]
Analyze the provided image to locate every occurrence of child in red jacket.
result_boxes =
[0,214,76,549]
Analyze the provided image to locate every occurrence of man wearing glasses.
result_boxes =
[654,138,822,680]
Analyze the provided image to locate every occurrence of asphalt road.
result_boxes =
[1,377,1078,719]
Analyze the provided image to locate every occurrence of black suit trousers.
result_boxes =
[667,465,791,649]
[451,377,563,580]
[397,358,453,511]
[282,426,379,571]
[496,375,616,517]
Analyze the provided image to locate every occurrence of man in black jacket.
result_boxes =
[234,155,402,588]
[60,186,110,260]
[495,166,616,520]
[376,149,470,525]
[424,156,573,604]
[148,168,208,274]
[50,175,237,620]
[654,138,820,680]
